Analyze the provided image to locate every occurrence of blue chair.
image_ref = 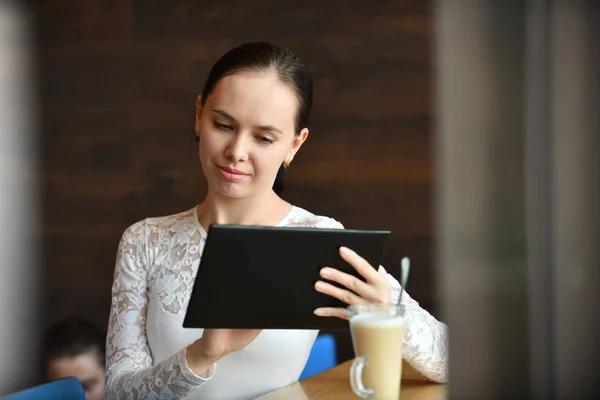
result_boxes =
[0,377,85,400]
[299,333,337,380]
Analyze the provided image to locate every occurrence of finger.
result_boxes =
[319,267,373,298]
[339,246,381,282]
[313,307,350,320]
[315,280,366,306]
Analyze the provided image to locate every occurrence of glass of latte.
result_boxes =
[348,303,405,400]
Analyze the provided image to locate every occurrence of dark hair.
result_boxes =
[41,318,106,376]
[200,42,313,195]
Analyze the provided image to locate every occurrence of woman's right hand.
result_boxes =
[186,329,262,375]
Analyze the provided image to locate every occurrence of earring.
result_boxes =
[195,132,199,142]
[283,161,290,171]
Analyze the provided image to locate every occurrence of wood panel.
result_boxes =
[33,0,436,367]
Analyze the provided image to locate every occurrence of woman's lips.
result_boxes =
[217,165,248,182]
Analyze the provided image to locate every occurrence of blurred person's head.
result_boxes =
[42,317,105,400]
[194,41,312,198]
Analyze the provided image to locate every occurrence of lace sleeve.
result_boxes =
[105,221,215,399]
[384,271,449,383]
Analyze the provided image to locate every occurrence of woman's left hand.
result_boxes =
[313,246,392,320]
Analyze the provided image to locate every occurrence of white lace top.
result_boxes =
[105,205,448,399]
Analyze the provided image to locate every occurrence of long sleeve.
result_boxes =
[383,270,449,383]
[105,221,215,400]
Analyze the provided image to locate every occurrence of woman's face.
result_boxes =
[195,70,308,199]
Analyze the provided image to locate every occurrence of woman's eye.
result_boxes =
[258,136,275,144]
[214,122,233,131]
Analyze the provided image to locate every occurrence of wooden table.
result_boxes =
[255,360,447,400]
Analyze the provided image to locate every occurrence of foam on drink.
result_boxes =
[350,312,405,327]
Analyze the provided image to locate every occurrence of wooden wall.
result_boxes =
[34,0,434,364]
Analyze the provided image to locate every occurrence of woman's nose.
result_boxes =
[224,134,251,163]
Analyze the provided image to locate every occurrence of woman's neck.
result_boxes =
[196,190,292,229]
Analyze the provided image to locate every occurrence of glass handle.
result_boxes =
[350,356,373,398]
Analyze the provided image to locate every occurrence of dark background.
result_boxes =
[35,0,435,364]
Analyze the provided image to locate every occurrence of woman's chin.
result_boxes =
[209,181,248,199]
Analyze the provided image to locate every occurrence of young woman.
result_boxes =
[105,42,448,400]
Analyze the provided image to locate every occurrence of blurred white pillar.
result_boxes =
[0,1,39,395]
[434,0,600,398]
[434,1,530,398]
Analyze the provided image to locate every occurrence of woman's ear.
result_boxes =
[285,127,309,165]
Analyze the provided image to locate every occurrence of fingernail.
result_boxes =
[339,246,350,255]
[320,268,332,278]
[314,309,324,316]
[315,281,325,290]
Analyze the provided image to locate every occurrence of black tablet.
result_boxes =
[182,224,390,331]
